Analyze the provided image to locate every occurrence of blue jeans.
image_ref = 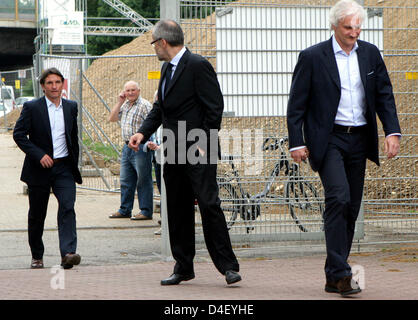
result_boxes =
[119,144,153,217]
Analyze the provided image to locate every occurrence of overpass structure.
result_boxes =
[0,0,153,71]
[0,1,37,71]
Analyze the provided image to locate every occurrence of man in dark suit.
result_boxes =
[13,68,82,270]
[287,0,401,296]
[129,19,241,285]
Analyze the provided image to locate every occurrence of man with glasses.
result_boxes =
[129,19,241,286]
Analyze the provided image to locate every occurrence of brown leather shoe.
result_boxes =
[109,211,131,218]
[336,276,361,296]
[61,253,81,269]
[324,280,339,293]
[30,258,44,269]
[131,213,152,220]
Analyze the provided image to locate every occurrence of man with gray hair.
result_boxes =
[129,19,241,286]
[287,0,401,296]
[108,80,154,221]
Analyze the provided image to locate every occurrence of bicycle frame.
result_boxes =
[218,136,323,232]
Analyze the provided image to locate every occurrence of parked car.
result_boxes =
[15,96,35,108]
[0,85,15,114]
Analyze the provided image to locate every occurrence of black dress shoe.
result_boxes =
[336,276,361,296]
[225,270,241,285]
[161,273,195,285]
[61,253,81,270]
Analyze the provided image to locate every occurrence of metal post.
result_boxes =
[355,200,365,240]
[159,0,180,261]
[160,0,180,22]
[78,58,83,169]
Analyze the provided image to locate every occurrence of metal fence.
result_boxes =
[180,0,417,246]
[0,67,35,131]
[35,53,161,192]
[30,0,417,247]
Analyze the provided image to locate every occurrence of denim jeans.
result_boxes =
[119,144,153,217]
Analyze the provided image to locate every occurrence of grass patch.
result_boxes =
[82,138,120,162]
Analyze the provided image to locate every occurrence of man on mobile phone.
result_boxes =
[108,81,154,221]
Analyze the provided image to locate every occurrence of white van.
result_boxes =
[0,85,16,114]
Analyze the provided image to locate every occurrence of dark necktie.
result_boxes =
[164,63,173,96]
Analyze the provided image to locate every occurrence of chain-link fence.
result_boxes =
[35,53,160,192]
[29,0,417,247]
[180,0,417,245]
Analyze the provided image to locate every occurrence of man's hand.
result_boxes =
[128,133,144,152]
[384,135,400,159]
[118,90,126,104]
[147,141,160,151]
[40,154,54,168]
[290,147,309,163]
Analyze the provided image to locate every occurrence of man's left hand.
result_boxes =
[128,133,144,152]
[384,135,400,159]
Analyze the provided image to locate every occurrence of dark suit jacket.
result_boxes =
[138,48,224,162]
[13,97,82,186]
[287,37,401,172]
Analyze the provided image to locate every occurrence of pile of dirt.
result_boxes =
[0,108,21,129]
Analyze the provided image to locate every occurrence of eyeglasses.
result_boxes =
[150,38,162,47]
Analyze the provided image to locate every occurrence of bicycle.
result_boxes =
[218,136,324,233]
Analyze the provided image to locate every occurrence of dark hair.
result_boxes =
[152,19,184,46]
[39,68,64,84]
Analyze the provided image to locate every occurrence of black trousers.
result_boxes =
[318,130,367,282]
[27,161,77,260]
[163,163,239,275]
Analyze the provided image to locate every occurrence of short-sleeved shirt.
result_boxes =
[119,96,152,142]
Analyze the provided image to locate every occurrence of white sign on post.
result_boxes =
[40,0,75,19]
[50,11,84,45]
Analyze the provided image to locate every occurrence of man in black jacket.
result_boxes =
[14,68,82,270]
[129,20,241,286]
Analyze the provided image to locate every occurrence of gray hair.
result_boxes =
[124,80,140,90]
[329,0,366,29]
[152,19,184,46]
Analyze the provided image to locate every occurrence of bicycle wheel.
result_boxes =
[285,180,324,232]
[219,183,240,229]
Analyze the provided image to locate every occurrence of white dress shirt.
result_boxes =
[332,36,367,126]
[45,96,69,159]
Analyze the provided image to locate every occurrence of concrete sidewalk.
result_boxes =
[0,131,417,302]
[0,250,417,300]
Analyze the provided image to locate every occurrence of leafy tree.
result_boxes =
[87,0,159,56]
[22,78,34,96]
